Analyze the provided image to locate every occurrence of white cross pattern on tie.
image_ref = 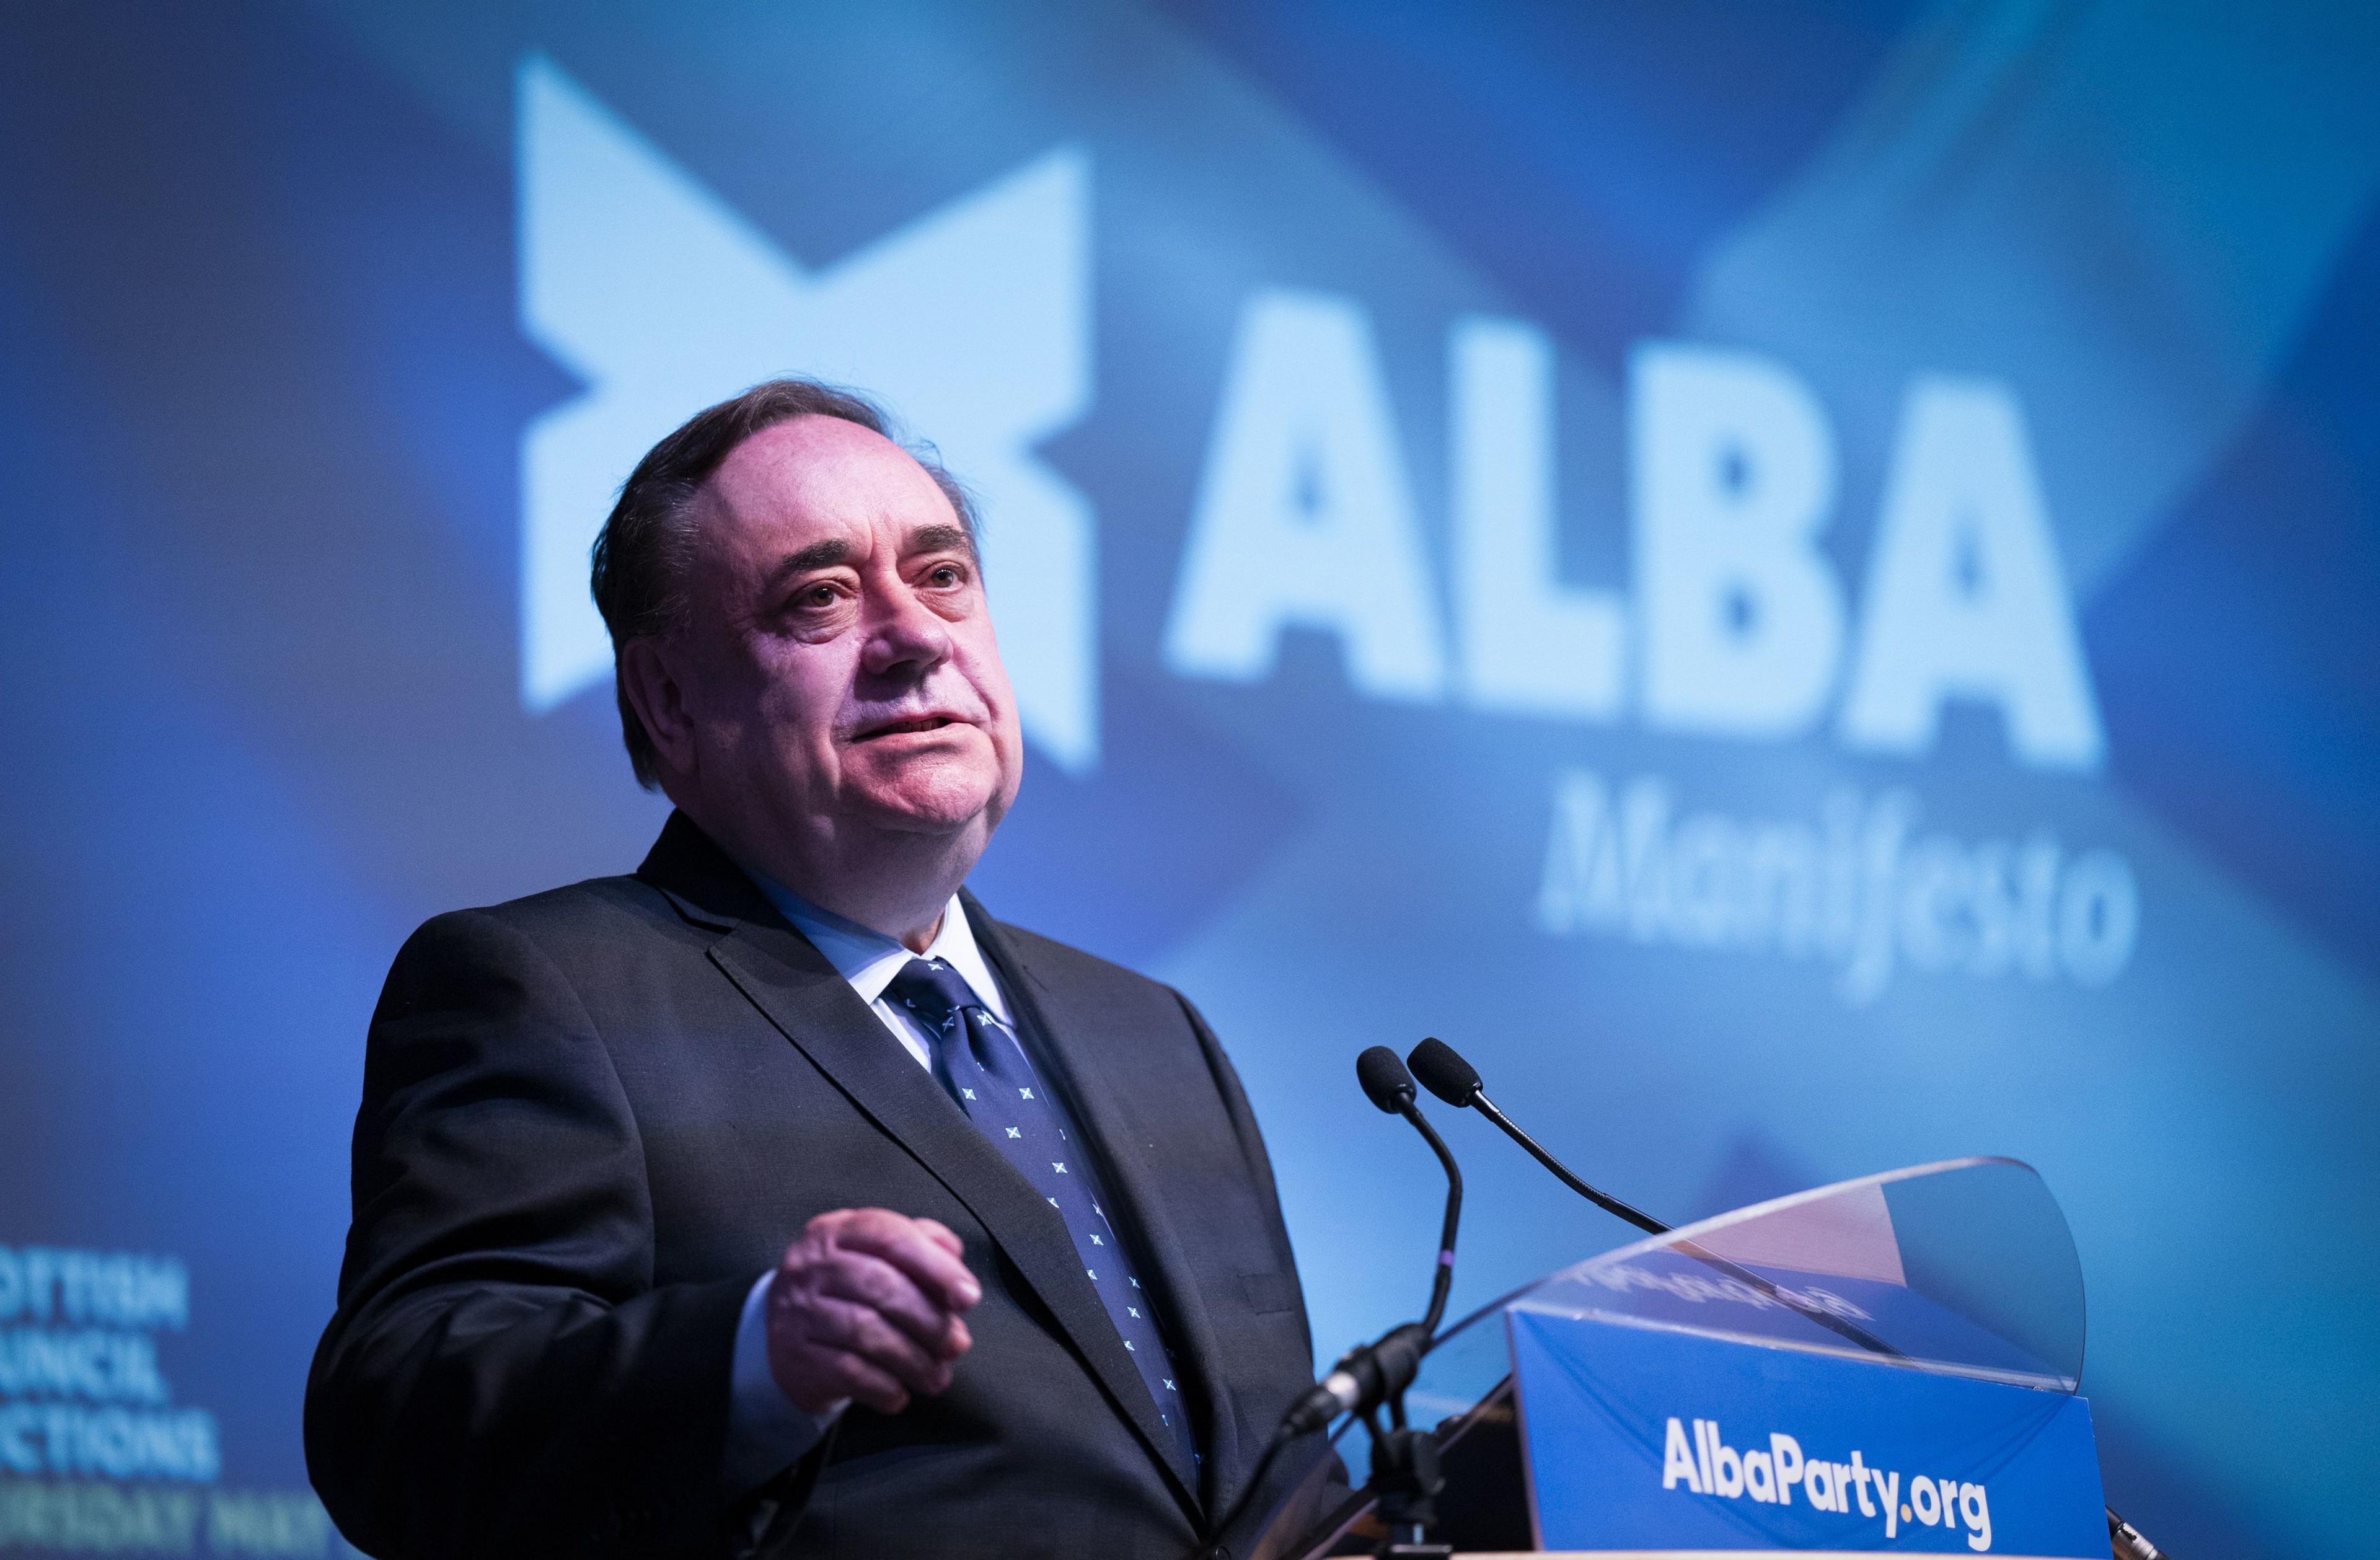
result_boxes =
[1005,1126,1023,1139]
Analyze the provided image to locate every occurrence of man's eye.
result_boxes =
[927,563,966,588]
[796,583,841,609]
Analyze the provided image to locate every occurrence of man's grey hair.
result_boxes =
[589,377,981,790]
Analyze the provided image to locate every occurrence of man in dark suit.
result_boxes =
[305,381,1337,1558]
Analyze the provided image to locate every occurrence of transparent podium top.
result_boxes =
[1416,1154,2085,1419]
[1258,1157,2086,1559]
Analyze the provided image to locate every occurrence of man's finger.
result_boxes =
[913,1217,964,1258]
[811,1296,956,1396]
[822,1349,911,1416]
[827,1210,982,1311]
[817,1254,972,1359]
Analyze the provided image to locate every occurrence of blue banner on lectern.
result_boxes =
[1508,1308,2107,1554]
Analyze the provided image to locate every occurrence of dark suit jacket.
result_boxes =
[306,813,1336,1559]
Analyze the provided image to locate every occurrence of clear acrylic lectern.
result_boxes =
[1251,1157,2100,1557]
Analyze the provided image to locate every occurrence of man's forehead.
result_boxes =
[715,415,938,504]
[699,416,957,553]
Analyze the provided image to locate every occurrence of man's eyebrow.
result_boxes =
[906,522,977,560]
[764,538,855,589]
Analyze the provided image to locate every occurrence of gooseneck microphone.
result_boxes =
[1407,1036,1661,1235]
[1357,1046,1463,1334]
[1406,1035,2174,1560]
[1191,1048,1469,1560]
[1279,1048,1464,1436]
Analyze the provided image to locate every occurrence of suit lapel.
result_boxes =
[965,893,1242,1512]
[636,816,1204,1518]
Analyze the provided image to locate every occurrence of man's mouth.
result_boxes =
[853,713,964,741]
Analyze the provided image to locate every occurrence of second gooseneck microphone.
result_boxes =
[1406,1036,1664,1236]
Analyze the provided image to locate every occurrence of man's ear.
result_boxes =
[619,636,698,780]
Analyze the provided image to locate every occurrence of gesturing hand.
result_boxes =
[765,1208,982,1417]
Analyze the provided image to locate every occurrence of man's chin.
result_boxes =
[844,773,1007,839]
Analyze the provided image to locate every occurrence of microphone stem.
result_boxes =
[1398,1103,1463,1336]
[1473,1091,1667,1236]
[1478,1090,1899,1356]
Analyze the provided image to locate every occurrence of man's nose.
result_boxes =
[859,584,956,678]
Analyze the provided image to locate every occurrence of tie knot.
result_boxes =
[886,957,982,1031]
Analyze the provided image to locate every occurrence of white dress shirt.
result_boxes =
[723,879,1008,1496]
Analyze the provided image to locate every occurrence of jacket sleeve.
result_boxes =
[304,909,752,1558]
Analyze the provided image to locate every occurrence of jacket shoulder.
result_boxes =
[455,871,676,938]
[386,871,707,992]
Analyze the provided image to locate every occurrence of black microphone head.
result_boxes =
[1408,1037,1483,1108]
[1355,1046,1417,1114]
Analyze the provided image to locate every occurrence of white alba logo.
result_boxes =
[515,55,1098,770]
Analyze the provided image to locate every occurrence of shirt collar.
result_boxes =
[747,874,1010,1024]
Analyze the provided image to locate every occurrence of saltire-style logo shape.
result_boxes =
[515,55,1098,770]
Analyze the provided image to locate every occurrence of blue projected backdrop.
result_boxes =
[2,4,2376,1556]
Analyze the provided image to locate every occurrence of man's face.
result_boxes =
[659,415,1022,871]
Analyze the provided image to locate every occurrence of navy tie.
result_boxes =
[886,957,1199,1472]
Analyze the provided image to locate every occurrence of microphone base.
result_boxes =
[1369,1425,1448,1558]
[2109,1507,2169,1560]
